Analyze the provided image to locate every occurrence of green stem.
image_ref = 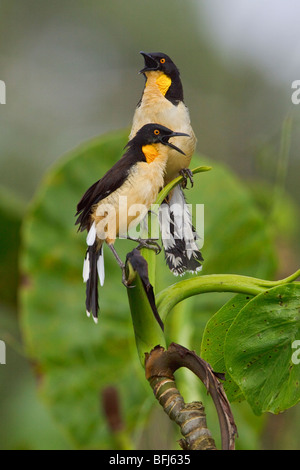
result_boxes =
[126,166,212,366]
[126,263,166,367]
[155,165,212,206]
[126,166,213,366]
[139,207,160,290]
[156,270,300,322]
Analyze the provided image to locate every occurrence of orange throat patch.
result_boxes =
[142,144,159,163]
[155,73,172,96]
[145,72,172,97]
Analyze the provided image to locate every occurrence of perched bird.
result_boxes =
[130,51,203,276]
[75,123,188,323]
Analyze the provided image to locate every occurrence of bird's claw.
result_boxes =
[137,239,162,254]
[127,236,161,254]
[180,168,194,189]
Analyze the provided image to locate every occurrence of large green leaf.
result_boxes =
[201,294,254,402]
[20,131,151,449]
[224,283,300,415]
[19,130,278,448]
[187,155,277,279]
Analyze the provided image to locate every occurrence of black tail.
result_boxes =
[84,242,101,323]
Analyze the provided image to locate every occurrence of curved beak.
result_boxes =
[139,51,159,73]
[161,131,189,155]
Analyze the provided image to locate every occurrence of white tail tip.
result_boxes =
[86,221,96,246]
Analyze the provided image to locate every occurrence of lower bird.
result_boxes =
[75,123,188,323]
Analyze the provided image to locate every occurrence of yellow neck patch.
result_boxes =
[142,144,159,164]
[145,72,172,96]
[156,73,172,96]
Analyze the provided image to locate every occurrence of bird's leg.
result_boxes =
[127,236,161,254]
[180,168,194,189]
[108,244,133,288]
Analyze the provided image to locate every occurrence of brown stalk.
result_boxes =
[145,343,238,450]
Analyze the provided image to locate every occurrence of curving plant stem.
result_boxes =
[148,375,217,450]
[156,271,300,322]
[145,343,237,450]
[155,165,212,206]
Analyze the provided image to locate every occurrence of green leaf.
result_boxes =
[224,283,300,415]
[187,155,277,279]
[201,294,254,402]
[20,130,150,449]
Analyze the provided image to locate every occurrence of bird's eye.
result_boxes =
[154,129,160,135]
[160,58,166,64]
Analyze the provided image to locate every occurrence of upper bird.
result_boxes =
[130,52,203,276]
[75,123,188,323]
[130,52,196,183]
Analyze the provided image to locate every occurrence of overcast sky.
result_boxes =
[201,0,300,85]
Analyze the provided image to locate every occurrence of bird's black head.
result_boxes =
[139,52,180,79]
[139,52,183,103]
[133,123,188,155]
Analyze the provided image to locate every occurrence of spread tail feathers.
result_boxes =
[83,223,105,323]
[159,185,203,276]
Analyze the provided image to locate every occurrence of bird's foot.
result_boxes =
[129,237,161,254]
[180,168,194,189]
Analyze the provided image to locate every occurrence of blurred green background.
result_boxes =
[0,0,300,450]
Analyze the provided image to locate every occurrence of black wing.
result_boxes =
[75,144,144,232]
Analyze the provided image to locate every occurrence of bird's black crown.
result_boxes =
[129,123,188,155]
[139,51,180,78]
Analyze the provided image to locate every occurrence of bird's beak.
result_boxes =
[162,132,189,155]
[139,51,159,73]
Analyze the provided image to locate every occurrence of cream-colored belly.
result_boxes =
[130,96,196,184]
[92,161,165,243]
